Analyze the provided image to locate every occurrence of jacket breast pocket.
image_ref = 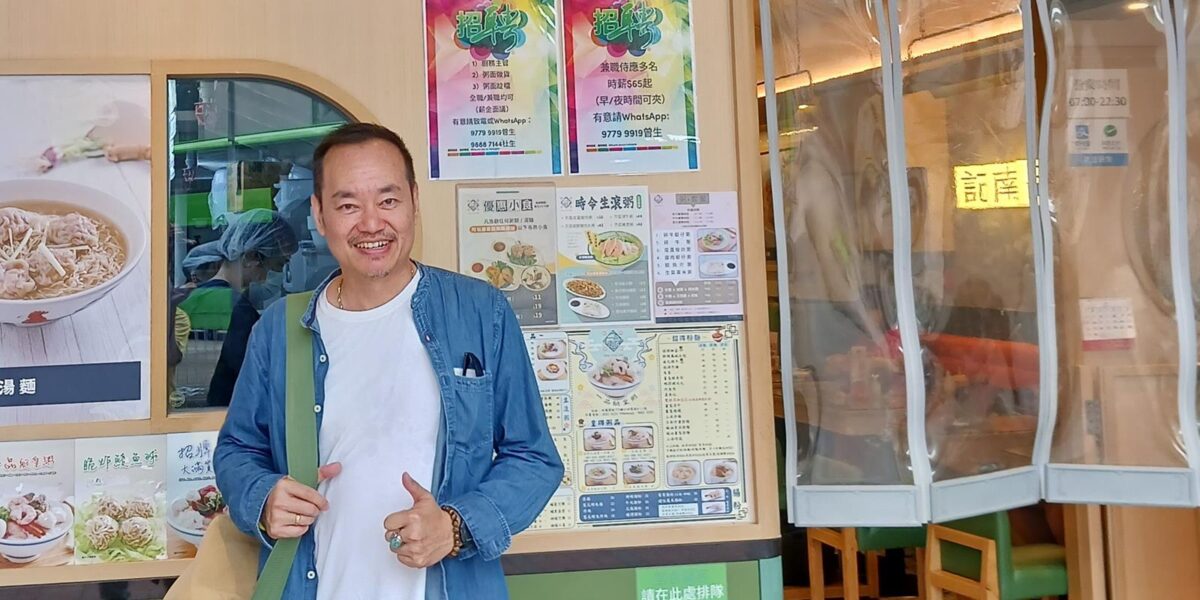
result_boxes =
[450,373,494,451]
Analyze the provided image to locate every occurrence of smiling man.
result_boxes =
[214,123,563,600]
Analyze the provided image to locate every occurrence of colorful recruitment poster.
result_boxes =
[74,436,167,564]
[651,192,744,323]
[563,0,700,175]
[425,0,563,179]
[556,187,652,326]
[457,185,558,326]
[165,432,222,559]
[0,440,75,569]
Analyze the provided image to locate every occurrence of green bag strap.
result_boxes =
[253,291,318,600]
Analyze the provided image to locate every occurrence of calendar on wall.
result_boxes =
[1080,297,1136,351]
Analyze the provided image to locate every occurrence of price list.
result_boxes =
[522,324,747,532]
[654,230,696,280]
[659,334,739,458]
[529,490,576,531]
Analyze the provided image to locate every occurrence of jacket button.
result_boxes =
[314,405,322,414]
[306,570,316,580]
[424,333,432,342]
[319,354,328,363]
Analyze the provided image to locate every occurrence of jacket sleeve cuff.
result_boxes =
[235,472,283,549]
[442,492,511,561]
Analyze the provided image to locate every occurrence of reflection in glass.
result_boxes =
[896,0,1041,482]
[773,0,913,486]
[167,79,351,411]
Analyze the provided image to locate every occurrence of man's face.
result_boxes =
[311,139,418,280]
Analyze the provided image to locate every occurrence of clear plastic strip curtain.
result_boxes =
[1038,0,1200,507]
[763,0,1044,525]
[898,0,1047,522]
[764,0,1200,525]
[762,0,929,526]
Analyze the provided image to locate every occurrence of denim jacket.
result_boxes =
[214,263,564,599]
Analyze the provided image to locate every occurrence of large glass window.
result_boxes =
[167,78,352,412]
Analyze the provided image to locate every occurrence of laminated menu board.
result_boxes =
[458,185,559,326]
[0,440,75,569]
[73,436,166,563]
[650,192,744,323]
[525,323,749,531]
[556,187,653,326]
[165,432,222,559]
[0,75,152,427]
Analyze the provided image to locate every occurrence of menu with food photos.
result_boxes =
[650,192,744,323]
[525,323,749,531]
[458,185,559,326]
[0,440,75,569]
[166,432,222,559]
[73,436,166,564]
[555,187,653,326]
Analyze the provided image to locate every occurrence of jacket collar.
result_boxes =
[300,260,429,331]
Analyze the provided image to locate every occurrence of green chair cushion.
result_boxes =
[1007,544,1067,600]
[856,526,926,551]
[939,512,1068,600]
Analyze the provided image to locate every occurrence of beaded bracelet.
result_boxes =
[441,506,464,558]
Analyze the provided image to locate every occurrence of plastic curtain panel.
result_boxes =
[1039,0,1200,506]
[893,0,1047,521]
[762,0,927,526]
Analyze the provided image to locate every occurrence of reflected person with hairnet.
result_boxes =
[178,209,298,407]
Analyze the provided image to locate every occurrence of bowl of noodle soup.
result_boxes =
[0,179,145,326]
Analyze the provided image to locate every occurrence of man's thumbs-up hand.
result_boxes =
[382,472,454,568]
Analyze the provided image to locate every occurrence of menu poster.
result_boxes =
[166,432,222,559]
[0,440,74,569]
[527,331,571,396]
[73,436,166,564]
[458,186,558,326]
[563,0,700,175]
[0,75,152,426]
[425,0,563,179]
[650,192,743,322]
[527,332,578,532]
[556,187,652,326]
[527,323,748,531]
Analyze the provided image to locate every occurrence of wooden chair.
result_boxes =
[807,526,927,600]
[925,512,1067,600]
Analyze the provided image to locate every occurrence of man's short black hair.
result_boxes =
[312,123,417,201]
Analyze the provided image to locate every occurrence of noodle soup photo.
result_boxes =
[0,179,146,325]
[0,74,151,426]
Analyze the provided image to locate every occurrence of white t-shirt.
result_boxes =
[314,270,441,600]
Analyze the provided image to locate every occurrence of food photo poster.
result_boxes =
[0,75,152,426]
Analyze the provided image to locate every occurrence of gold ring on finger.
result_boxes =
[294,513,302,526]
